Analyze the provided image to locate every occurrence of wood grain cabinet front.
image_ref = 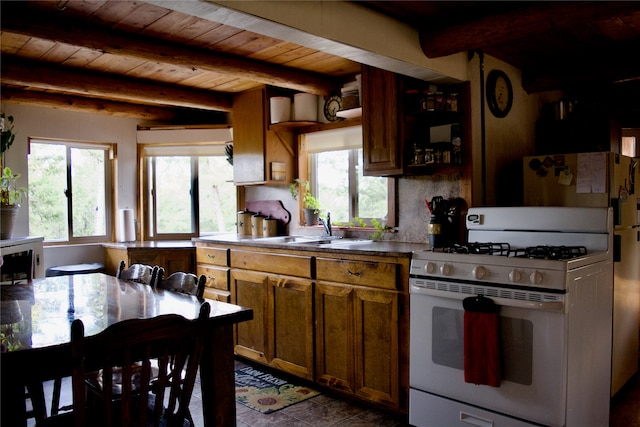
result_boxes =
[196,245,230,302]
[230,249,314,380]
[315,278,400,409]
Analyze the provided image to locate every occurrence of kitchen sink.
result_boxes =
[257,235,342,244]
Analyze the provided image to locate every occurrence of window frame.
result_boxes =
[300,125,397,230]
[139,143,235,241]
[28,138,115,245]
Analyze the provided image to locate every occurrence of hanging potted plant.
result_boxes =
[1,114,26,240]
[290,178,321,225]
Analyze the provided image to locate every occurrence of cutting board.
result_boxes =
[246,200,291,235]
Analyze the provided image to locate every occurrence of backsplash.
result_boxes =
[245,173,463,244]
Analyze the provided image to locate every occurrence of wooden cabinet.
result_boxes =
[362,65,402,176]
[208,240,411,413]
[196,245,230,302]
[103,243,195,277]
[230,249,314,379]
[362,65,471,180]
[232,87,296,185]
[315,257,400,408]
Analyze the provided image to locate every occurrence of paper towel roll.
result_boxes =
[118,209,136,242]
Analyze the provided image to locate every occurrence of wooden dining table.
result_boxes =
[0,273,253,427]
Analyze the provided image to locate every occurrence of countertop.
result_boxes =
[193,234,429,257]
[102,240,196,249]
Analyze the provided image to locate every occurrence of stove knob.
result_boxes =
[425,262,436,274]
[440,263,453,276]
[530,270,543,285]
[509,269,522,283]
[472,266,487,280]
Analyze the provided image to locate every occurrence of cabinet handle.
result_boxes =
[207,254,216,259]
[346,269,362,276]
[460,411,494,427]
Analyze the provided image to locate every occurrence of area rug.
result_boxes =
[235,365,320,414]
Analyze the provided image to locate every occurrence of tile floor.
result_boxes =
[29,357,640,426]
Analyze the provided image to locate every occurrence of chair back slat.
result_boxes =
[116,261,159,286]
[69,302,210,427]
[155,270,206,300]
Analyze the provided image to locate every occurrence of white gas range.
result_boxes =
[409,206,613,427]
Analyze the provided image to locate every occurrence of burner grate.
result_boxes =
[440,242,511,256]
[513,245,588,260]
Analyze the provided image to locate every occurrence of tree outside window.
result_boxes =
[28,140,112,243]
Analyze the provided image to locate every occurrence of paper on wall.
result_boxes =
[576,152,607,193]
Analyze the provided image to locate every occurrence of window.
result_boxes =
[28,139,113,243]
[304,126,390,226]
[141,144,236,240]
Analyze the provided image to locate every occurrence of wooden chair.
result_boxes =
[115,261,160,286]
[154,270,206,301]
[0,249,33,284]
[43,302,211,427]
[51,260,161,416]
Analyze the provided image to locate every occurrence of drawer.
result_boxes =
[196,247,229,267]
[203,287,230,303]
[316,258,398,289]
[197,264,229,291]
[230,250,312,278]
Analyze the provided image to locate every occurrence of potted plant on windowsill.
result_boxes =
[290,178,321,226]
[1,114,26,240]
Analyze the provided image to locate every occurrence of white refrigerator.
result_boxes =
[523,151,640,396]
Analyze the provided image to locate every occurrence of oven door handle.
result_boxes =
[411,285,565,312]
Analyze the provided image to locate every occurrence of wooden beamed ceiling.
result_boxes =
[2,0,639,122]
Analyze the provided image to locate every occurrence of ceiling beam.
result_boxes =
[0,88,216,122]
[1,1,340,97]
[418,2,639,59]
[1,56,233,112]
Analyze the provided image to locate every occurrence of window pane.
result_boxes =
[28,143,69,241]
[155,157,193,234]
[198,157,236,233]
[316,150,350,223]
[357,149,388,219]
[71,147,106,237]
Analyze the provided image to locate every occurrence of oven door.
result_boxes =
[410,283,567,427]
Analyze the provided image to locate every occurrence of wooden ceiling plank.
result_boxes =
[0,32,30,54]
[1,3,340,96]
[142,13,219,43]
[1,56,233,112]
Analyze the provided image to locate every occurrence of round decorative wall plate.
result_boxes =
[323,95,342,122]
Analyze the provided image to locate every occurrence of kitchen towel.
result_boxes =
[463,295,501,387]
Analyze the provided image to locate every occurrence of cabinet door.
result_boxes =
[231,269,270,364]
[269,275,314,379]
[162,250,194,275]
[233,88,266,184]
[353,287,399,407]
[362,65,402,176]
[315,282,355,393]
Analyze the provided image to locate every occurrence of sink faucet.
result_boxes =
[319,212,332,236]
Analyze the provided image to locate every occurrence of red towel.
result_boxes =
[463,298,501,387]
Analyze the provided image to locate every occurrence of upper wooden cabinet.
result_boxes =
[362,65,402,176]
[232,87,296,185]
[362,65,472,179]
